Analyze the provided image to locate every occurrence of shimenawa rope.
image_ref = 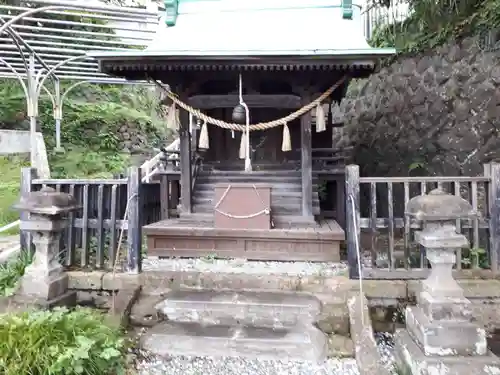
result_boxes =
[151,75,347,132]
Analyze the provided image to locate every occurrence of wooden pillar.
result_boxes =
[179,104,192,214]
[191,115,198,153]
[160,173,170,219]
[301,93,313,218]
[346,164,360,279]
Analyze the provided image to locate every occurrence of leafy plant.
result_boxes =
[0,307,128,375]
[49,148,129,179]
[368,0,500,58]
[461,246,488,268]
[0,250,33,297]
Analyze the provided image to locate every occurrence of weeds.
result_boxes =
[0,250,33,297]
[0,307,129,375]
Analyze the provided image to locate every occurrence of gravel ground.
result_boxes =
[135,353,360,375]
[375,332,396,373]
[142,257,349,277]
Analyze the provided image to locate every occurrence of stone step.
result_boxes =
[155,289,322,328]
[140,321,328,362]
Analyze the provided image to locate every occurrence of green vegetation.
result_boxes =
[369,0,500,55]
[0,156,28,232]
[0,81,168,235]
[0,251,32,297]
[0,307,129,375]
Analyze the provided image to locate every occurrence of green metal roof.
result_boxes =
[88,0,395,73]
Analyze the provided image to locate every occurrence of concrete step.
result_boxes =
[140,321,328,362]
[155,289,321,328]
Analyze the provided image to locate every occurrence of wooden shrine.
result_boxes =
[89,0,393,261]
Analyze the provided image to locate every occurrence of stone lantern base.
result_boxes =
[394,329,500,375]
[395,188,500,374]
[7,186,80,310]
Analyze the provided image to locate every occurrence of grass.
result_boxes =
[0,307,129,375]
[0,155,28,236]
[0,250,33,297]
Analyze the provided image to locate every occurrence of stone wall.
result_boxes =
[341,37,500,176]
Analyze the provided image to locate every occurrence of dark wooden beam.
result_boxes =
[178,90,192,214]
[301,92,313,219]
[188,94,302,109]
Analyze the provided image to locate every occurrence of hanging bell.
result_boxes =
[232,104,247,124]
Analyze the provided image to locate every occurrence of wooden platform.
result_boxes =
[143,219,344,262]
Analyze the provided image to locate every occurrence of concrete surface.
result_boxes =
[0,130,50,178]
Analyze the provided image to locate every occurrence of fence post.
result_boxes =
[127,166,142,273]
[486,163,500,273]
[346,164,361,279]
[20,167,36,252]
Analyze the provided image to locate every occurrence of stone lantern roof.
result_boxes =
[13,186,80,216]
[405,188,476,221]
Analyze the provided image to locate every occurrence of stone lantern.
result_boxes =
[12,186,80,307]
[394,188,500,374]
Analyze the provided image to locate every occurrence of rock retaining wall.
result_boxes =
[341,37,500,176]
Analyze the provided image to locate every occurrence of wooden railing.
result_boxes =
[346,164,500,279]
[20,167,149,272]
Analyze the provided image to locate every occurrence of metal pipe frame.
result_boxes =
[0,1,155,82]
[0,0,158,168]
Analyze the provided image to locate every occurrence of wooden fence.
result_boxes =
[346,163,500,279]
[20,166,167,273]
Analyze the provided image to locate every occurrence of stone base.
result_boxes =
[394,329,500,375]
[406,306,487,356]
[18,271,69,301]
[418,290,473,321]
[140,321,328,363]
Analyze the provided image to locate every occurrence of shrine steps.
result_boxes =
[139,288,334,362]
[189,167,321,219]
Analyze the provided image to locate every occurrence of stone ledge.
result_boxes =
[68,271,105,290]
[66,271,500,302]
[407,279,500,299]
[347,293,391,375]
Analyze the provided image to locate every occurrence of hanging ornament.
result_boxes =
[281,123,291,152]
[331,102,344,126]
[198,120,209,149]
[166,103,179,130]
[239,131,247,159]
[232,104,247,124]
[315,103,326,133]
